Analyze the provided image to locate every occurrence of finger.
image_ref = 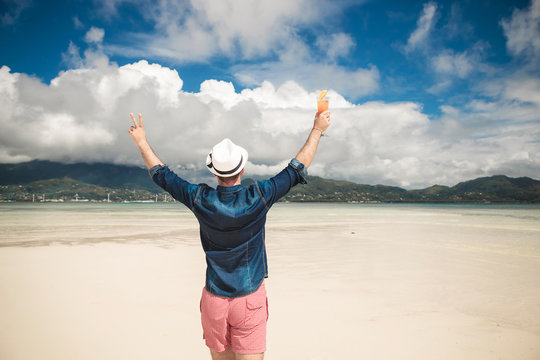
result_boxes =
[138,113,144,128]
[130,113,138,128]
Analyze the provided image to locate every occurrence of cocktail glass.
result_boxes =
[317,94,329,114]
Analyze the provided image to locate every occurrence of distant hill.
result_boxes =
[283,175,540,203]
[0,160,159,202]
[1,161,539,203]
[279,176,411,202]
[0,160,155,190]
[0,176,159,202]
[450,175,540,202]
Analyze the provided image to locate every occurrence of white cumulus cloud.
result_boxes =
[233,61,380,99]
[101,0,320,62]
[96,0,376,99]
[0,54,539,188]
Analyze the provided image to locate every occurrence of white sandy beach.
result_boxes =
[0,203,539,359]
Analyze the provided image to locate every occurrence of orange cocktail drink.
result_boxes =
[317,90,329,114]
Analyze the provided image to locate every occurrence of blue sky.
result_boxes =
[1,0,539,188]
[1,0,527,113]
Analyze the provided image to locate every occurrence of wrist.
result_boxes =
[312,127,325,137]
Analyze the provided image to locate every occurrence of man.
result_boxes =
[128,110,331,360]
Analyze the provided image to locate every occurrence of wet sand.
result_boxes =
[0,203,539,359]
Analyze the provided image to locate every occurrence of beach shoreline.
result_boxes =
[1,203,539,359]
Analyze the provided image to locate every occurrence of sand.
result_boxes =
[0,203,539,359]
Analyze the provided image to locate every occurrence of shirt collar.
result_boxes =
[216,184,243,193]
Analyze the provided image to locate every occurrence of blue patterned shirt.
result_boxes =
[150,159,307,297]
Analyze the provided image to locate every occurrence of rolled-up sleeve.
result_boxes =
[288,158,308,185]
[257,159,308,205]
[150,165,199,209]
[149,164,164,178]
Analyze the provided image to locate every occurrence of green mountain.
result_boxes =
[0,160,155,190]
[280,175,540,202]
[1,161,539,203]
[0,160,161,202]
[1,177,158,202]
[280,176,412,202]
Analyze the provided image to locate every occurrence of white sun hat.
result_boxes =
[206,138,248,177]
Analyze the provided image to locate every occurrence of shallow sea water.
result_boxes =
[1,202,539,247]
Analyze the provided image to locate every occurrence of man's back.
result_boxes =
[150,159,307,297]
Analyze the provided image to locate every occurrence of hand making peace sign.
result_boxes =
[128,113,147,146]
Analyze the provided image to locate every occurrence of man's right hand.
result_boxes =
[294,111,331,169]
[314,110,331,135]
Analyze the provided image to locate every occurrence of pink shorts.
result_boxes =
[200,282,268,354]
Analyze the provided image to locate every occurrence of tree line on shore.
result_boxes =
[1,161,539,203]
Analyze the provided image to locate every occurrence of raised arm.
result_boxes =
[294,110,331,168]
[128,113,164,170]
